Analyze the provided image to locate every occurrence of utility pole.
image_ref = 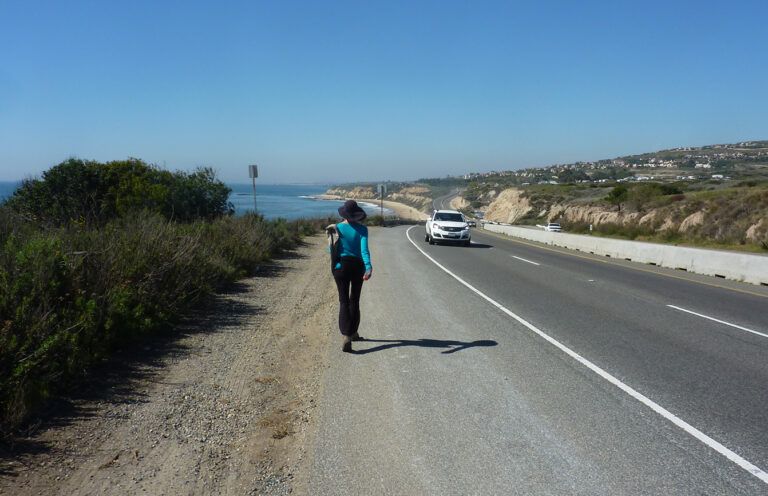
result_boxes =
[248,165,258,213]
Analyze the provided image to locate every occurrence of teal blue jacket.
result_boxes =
[335,222,372,271]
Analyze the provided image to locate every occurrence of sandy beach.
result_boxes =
[317,195,426,221]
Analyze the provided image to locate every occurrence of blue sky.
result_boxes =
[1,0,766,183]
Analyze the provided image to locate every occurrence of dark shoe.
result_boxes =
[342,336,353,353]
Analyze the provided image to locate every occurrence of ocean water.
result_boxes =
[228,183,391,219]
[0,181,390,221]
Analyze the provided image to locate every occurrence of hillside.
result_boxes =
[325,140,768,252]
[464,140,768,189]
[478,182,768,252]
[459,141,768,251]
[328,141,768,208]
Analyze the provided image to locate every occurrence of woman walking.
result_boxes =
[327,200,373,353]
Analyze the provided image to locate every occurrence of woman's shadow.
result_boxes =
[353,338,497,355]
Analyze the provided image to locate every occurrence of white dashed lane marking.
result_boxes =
[667,305,768,340]
[511,255,540,266]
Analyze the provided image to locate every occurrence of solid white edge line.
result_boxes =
[512,255,541,266]
[667,305,768,340]
[405,226,768,485]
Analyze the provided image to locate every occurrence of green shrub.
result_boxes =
[0,209,322,436]
[605,185,629,211]
[6,158,233,227]
[622,183,684,211]
[0,158,337,435]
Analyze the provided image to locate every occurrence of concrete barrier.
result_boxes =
[483,223,768,286]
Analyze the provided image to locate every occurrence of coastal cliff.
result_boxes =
[324,186,377,200]
[473,186,768,250]
[324,184,433,213]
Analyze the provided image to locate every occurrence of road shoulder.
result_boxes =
[0,235,336,496]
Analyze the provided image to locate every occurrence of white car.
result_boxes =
[544,222,562,232]
[425,210,471,246]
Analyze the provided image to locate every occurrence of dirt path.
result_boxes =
[0,235,335,496]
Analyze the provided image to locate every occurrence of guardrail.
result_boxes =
[483,223,768,286]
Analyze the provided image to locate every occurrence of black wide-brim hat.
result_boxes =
[338,199,367,222]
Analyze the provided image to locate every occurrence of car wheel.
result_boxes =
[425,233,430,242]
[428,236,435,245]
[464,240,471,247]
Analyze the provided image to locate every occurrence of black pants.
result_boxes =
[333,257,365,336]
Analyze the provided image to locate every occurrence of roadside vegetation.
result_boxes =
[0,158,323,437]
[572,182,768,251]
[507,181,768,251]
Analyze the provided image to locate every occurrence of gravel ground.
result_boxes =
[0,235,335,496]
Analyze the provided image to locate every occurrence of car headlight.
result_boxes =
[433,223,441,230]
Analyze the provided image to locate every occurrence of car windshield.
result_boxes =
[435,213,463,222]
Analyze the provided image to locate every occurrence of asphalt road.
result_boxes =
[308,226,768,495]
[432,189,461,211]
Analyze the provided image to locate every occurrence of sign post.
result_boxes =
[248,165,258,213]
[377,183,387,225]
